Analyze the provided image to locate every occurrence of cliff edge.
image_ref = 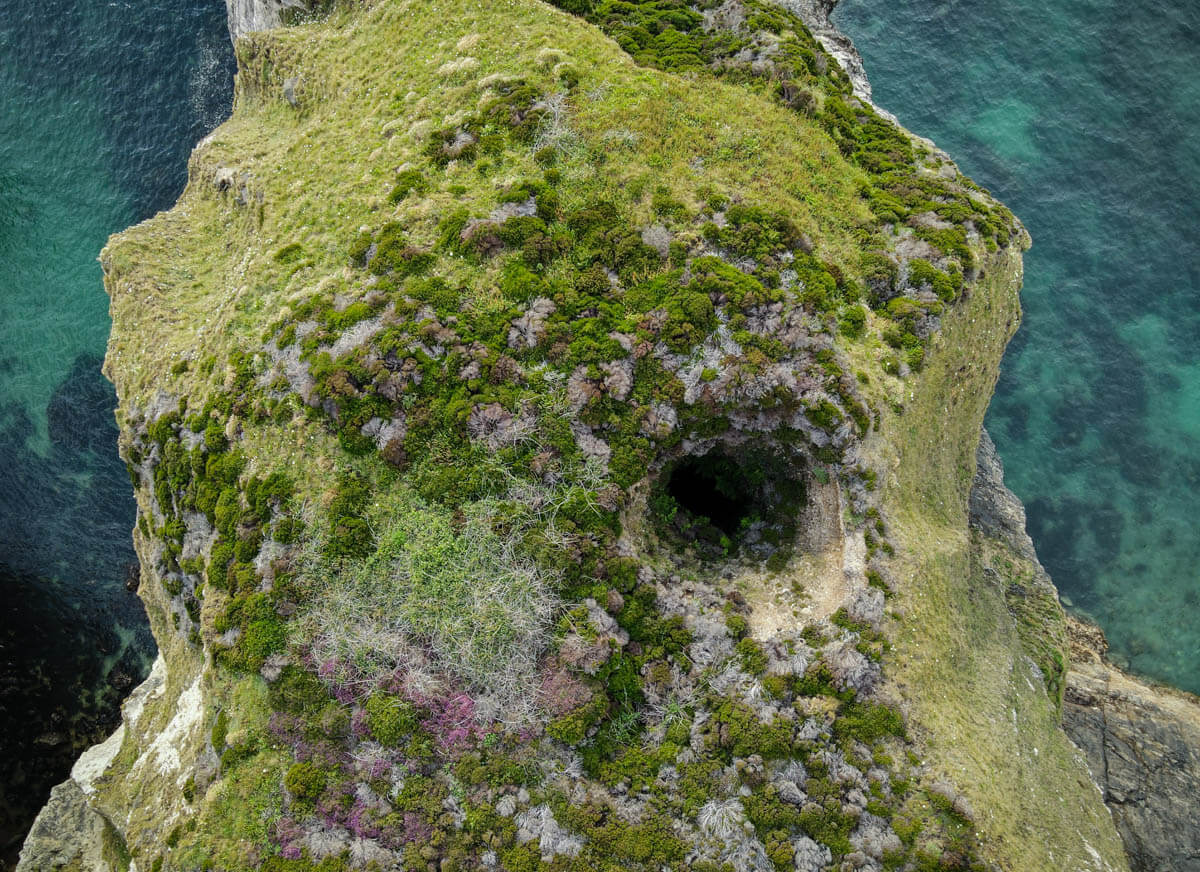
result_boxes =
[17,0,1145,869]
[1063,619,1200,872]
[968,427,1200,872]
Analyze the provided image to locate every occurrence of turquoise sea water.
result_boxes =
[0,0,231,859]
[836,0,1200,691]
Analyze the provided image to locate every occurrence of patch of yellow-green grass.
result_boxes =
[166,673,283,869]
[103,0,873,410]
[172,748,287,870]
[975,531,1071,711]
[874,246,1128,871]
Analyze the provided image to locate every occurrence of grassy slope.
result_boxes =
[94,0,1128,868]
[868,248,1129,870]
[104,0,871,411]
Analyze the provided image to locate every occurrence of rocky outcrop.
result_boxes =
[16,0,1137,869]
[969,428,1040,564]
[16,656,168,872]
[16,782,113,872]
[1064,619,1200,872]
[224,0,309,43]
[780,0,878,109]
[970,426,1200,872]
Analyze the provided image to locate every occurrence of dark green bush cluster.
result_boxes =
[907,258,963,302]
[284,760,328,802]
[543,0,1017,350]
[703,696,794,760]
[281,162,864,512]
[879,295,942,371]
[366,222,435,277]
[832,699,906,745]
[552,801,688,868]
[269,666,333,716]
[129,363,302,671]
[425,78,554,167]
[387,168,427,204]
[322,469,375,558]
[364,692,422,746]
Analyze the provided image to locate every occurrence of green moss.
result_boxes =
[268,666,332,716]
[364,693,422,746]
[704,696,794,760]
[735,637,768,676]
[388,168,428,203]
[547,691,608,745]
[838,304,867,338]
[211,709,230,751]
[554,800,688,869]
[284,760,328,801]
[832,700,906,745]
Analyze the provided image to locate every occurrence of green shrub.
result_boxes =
[364,693,421,747]
[284,760,328,801]
[388,168,427,203]
[210,709,229,751]
[736,637,768,676]
[833,700,906,744]
[547,692,607,745]
[839,304,867,338]
[269,666,331,716]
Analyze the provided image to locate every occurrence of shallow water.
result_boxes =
[837,0,1200,691]
[0,0,231,859]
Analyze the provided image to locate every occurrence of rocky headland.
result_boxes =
[14,0,1199,870]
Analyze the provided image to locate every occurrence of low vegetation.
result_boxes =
[89,0,1123,869]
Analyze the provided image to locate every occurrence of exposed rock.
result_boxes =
[16,781,111,872]
[514,804,584,859]
[225,0,311,43]
[823,639,879,696]
[844,585,884,629]
[282,75,300,108]
[641,223,672,257]
[777,0,879,110]
[1063,618,1200,872]
[850,811,901,860]
[792,834,832,872]
[968,428,1039,564]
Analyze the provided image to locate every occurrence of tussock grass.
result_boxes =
[296,487,559,721]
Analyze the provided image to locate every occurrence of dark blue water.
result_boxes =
[836,0,1200,692]
[0,0,231,859]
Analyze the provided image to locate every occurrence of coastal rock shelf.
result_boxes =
[18,0,1196,869]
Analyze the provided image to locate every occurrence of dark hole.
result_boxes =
[664,453,757,536]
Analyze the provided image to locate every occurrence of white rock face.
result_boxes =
[133,673,205,779]
[225,0,309,43]
[17,654,172,871]
[70,726,126,796]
